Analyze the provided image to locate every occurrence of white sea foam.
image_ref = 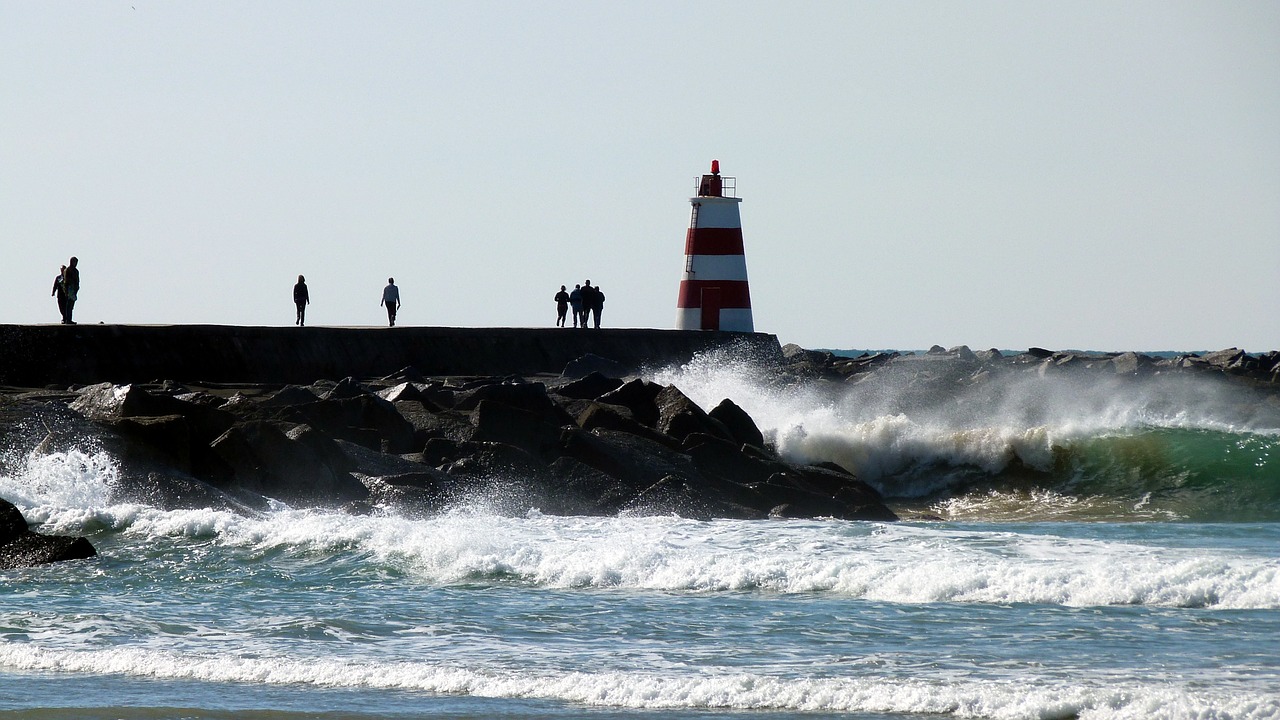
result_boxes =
[0,642,1274,720]
[3,443,1278,609]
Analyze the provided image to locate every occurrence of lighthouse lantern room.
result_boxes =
[675,160,754,332]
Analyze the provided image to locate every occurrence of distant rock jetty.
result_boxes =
[786,343,1280,390]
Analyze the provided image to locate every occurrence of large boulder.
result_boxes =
[471,399,571,460]
[209,421,370,506]
[707,398,766,450]
[654,385,734,444]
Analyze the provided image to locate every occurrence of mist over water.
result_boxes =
[654,348,1280,520]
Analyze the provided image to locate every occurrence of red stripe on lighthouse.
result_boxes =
[684,228,745,255]
[677,280,752,309]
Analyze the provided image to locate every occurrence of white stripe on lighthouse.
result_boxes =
[691,199,742,228]
[685,254,749,281]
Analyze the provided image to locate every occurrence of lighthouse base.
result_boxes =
[676,307,754,333]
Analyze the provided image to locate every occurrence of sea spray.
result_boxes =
[654,348,1280,519]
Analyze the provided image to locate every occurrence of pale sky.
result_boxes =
[3,1,1277,352]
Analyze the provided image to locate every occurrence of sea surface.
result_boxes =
[1,355,1278,719]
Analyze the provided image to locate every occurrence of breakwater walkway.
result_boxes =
[0,325,781,386]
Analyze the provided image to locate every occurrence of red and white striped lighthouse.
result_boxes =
[675,160,754,332]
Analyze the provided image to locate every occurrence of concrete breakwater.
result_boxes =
[0,325,782,387]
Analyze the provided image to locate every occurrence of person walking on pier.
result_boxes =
[293,275,310,326]
[381,278,400,327]
[554,285,570,327]
[62,257,80,324]
[52,265,68,323]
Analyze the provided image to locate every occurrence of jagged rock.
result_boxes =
[575,402,680,450]
[560,428,701,493]
[258,385,322,408]
[282,395,416,454]
[0,498,96,569]
[655,386,734,444]
[322,377,370,401]
[707,398,765,450]
[377,382,428,404]
[622,475,764,521]
[597,378,664,427]
[471,398,570,459]
[1112,352,1154,376]
[554,372,625,400]
[209,421,370,506]
[543,456,635,515]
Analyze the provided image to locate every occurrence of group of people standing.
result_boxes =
[555,281,605,329]
[292,275,402,327]
[50,257,80,324]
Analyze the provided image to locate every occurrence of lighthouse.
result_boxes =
[675,160,754,332]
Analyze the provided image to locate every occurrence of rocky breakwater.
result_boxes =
[2,369,896,539]
[778,344,1280,425]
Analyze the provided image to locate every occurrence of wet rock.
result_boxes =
[0,498,96,570]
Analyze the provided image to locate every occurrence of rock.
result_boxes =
[282,395,417,454]
[597,378,664,427]
[258,385,322,408]
[1111,351,1154,376]
[554,372,625,400]
[543,456,635,515]
[377,382,428,404]
[562,353,628,379]
[622,475,764,521]
[707,398,766,450]
[470,398,570,459]
[0,498,96,569]
[575,402,680,450]
[655,385,734,444]
[209,421,370,506]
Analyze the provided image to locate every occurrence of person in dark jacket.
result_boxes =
[293,275,310,326]
[591,286,605,329]
[62,257,80,324]
[52,265,68,323]
[554,285,570,327]
[568,284,583,328]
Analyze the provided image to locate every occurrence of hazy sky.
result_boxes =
[3,1,1277,352]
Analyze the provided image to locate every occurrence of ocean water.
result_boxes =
[1,356,1278,719]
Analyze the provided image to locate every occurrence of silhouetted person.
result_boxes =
[580,280,598,329]
[591,285,605,329]
[52,265,68,323]
[554,285,570,327]
[293,275,309,326]
[381,277,400,326]
[62,257,80,324]
[568,284,583,328]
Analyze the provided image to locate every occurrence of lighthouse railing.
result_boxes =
[692,176,736,198]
